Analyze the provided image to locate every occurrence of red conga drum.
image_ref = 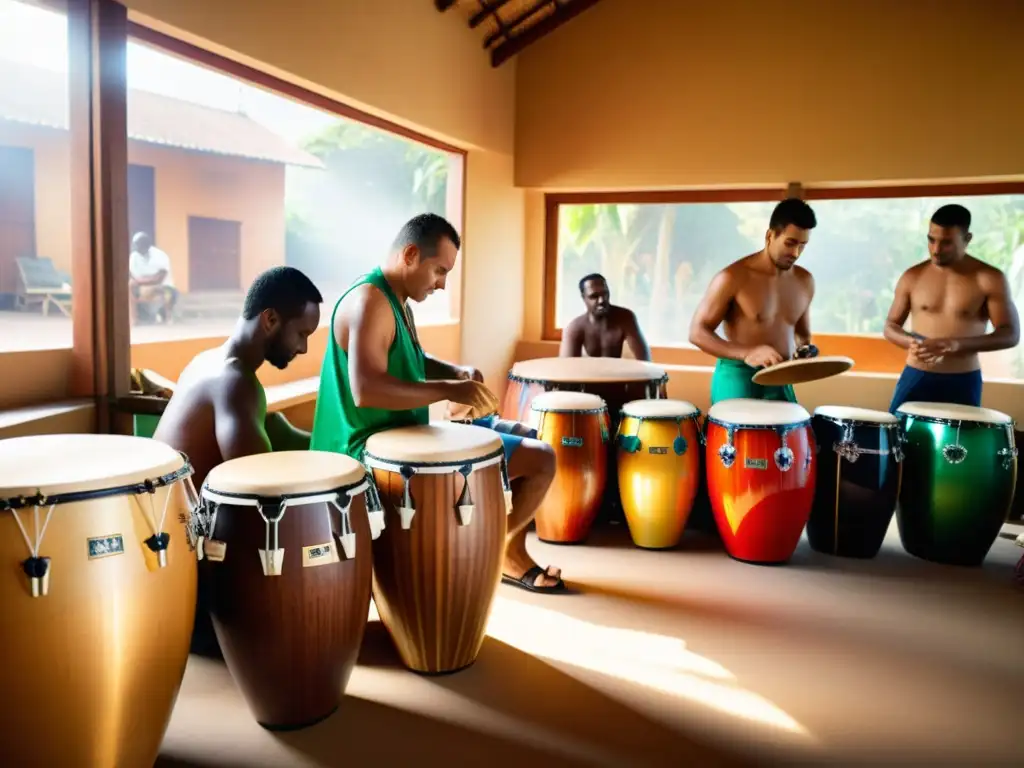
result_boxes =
[363,422,510,674]
[704,399,816,564]
[530,391,609,543]
[200,451,377,730]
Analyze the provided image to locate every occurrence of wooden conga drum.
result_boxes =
[363,422,511,674]
[705,399,817,564]
[808,406,903,559]
[530,391,609,543]
[200,451,377,730]
[617,399,703,549]
[895,402,1017,566]
[0,434,199,767]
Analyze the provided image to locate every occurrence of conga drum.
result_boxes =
[616,398,703,549]
[705,399,816,564]
[0,434,199,767]
[530,391,609,543]
[895,402,1018,566]
[808,406,903,559]
[363,422,511,674]
[200,451,377,730]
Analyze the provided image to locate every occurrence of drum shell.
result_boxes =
[533,409,608,543]
[206,494,373,729]
[370,463,506,674]
[705,421,816,564]
[617,415,701,549]
[0,483,196,767]
[808,416,901,559]
[897,416,1017,566]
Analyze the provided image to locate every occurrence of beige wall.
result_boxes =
[514,0,1024,189]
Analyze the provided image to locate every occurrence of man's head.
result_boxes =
[132,232,152,255]
[578,273,611,318]
[390,213,461,302]
[241,266,323,369]
[765,198,817,271]
[927,204,972,267]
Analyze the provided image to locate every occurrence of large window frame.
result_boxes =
[1,1,467,420]
[543,181,1024,374]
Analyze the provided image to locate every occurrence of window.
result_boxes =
[125,37,463,345]
[0,0,75,352]
[552,190,1024,378]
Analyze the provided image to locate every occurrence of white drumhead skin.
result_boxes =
[364,422,503,464]
[204,450,366,497]
[0,434,186,500]
[707,398,811,425]
[896,401,1012,425]
[815,405,898,425]
[510,356,666,383]
[621,398,699,419]
[531,391,606,412]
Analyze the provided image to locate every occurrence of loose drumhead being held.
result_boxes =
[0,434,199,767]
[809,405,903,559]
[895,401,1017,567]
[200,450,376,730]
[704,399,816,564]
[531,392,609,543]
[617,399,703,549]
[363,423,510,675]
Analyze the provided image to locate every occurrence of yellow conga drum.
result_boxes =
[616,399,703,549]
[0,434,200,767]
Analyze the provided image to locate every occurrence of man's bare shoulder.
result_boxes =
[968,257,1011,291]
[211,358,261,403]
[897,260,931,287]
[610,305,638,325]
[563,313,587,332]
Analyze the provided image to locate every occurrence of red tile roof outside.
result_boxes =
[0,57,324,168]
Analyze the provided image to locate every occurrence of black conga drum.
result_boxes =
[808,406,903,559]
[199,450,379,730]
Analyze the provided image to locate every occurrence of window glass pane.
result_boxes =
[556,194,1024,378]
[126,40,460,344]
[0,0,73,352]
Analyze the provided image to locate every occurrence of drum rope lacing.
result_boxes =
[9,501,56,598]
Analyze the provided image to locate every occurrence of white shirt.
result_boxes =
[130,246,174,288]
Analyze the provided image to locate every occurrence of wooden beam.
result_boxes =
[786,181,804,199]
[484,0,552,49]
[435,0,457,10]
[470,0,512,29]
[491,0,601,66]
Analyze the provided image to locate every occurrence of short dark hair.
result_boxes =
[931,204,971,234]
[578,273,607,294]
[392,213,461,257]
[769,198,817,232]
[241,266,322,321]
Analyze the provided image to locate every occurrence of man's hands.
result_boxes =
[454,365,484,383]
[446,379,499,419]
[744,345,785,368]
[911,337,961,365]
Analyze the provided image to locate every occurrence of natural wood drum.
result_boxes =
[200,451,377,730]
[530,391,609,543]
[364,423,511,674]
[0,434,200,767]
[617,399,703,549]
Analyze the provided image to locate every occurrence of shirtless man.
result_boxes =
[884,204,1020,413]
[689,198,818,404]
[153,265,322,655]
[559,273,652,360]
[310,213,565,593]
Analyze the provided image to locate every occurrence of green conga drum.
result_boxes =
[895,401,1018,566]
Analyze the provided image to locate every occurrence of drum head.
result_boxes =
[204,450,366,497]
[750,355,854,386]
[364,422,503,464]
[530,391,606,413]
[896,401,1012,425]
[708,398,811,426]
[621,398,698,419]
[0,434,185,501]
[509,356,667,383]
[814,405,898,425]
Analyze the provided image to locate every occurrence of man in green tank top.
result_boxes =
[311,214,566,593]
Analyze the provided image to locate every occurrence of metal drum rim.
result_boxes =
[201,475,370,508]
[706,416,812,431]
[506,372,670,386]
[363,445,506,473]
[814,414,903,430]
[898,413,1016,430]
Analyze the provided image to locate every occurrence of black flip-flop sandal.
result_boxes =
[501,565,567,594]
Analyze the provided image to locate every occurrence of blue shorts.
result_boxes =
[888,366,983,414]
[470,415,537,462]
